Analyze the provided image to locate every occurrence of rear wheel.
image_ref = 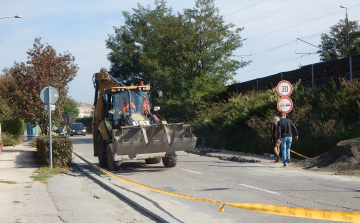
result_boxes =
[97,133,107,167]
[106,144,122,171]
[145,158,162,164]
[162,156,177,167]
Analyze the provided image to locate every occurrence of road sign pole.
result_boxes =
[40,86,59,169]
[48,87,52,168]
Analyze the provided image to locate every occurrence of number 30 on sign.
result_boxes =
[276,80,292,97]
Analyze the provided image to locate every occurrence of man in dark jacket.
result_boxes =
[277,111,299,166]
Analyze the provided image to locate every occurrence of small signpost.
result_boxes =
[276,80,293,114]
[40,87,59,168]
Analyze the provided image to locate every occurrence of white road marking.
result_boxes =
[182,168,203,174]
[239,184,280,195]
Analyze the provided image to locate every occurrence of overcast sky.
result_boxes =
[1,0,359,104]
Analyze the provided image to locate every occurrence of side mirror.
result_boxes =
[156,91,163,99]
[101,94,108,102]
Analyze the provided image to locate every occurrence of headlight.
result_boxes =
[132,121,139,126]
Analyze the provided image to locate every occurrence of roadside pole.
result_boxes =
[48,87,52,168]
[40,87,59,168]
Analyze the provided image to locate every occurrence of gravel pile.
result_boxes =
[294,138,360,175]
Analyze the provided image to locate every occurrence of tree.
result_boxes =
[106,0,249,121]
[63,97,79,116]
[318,19,360,61]
[1,38,78,135]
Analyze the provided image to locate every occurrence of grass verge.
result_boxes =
[30,167,71,184]
[0,180,17,184]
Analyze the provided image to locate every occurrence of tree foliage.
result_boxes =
[1,38,78,135]
[318,19,360,61]
[106,0,249,121]
[63,97,79,116]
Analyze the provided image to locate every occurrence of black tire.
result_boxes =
[145,158,162,164]
[97,133,107,167]
[70,134,73,136]
[162,156,177,167]
[106,144,122,171]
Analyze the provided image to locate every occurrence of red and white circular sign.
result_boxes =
[277,80,292,97]
[277,97,293,113]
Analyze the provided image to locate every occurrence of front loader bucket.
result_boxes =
[112,123,197,156]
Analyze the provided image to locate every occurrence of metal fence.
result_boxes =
[227,54,360,94]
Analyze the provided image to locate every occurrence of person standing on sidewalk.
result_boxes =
[277,111,299,166]
[270,116,281,162]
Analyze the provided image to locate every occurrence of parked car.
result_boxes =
[57,127,67,137]
[70,123,86,136]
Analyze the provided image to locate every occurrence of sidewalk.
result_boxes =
[0,141,156,223]
[0,141,60,222]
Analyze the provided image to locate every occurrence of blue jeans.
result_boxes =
[281,137,292,165]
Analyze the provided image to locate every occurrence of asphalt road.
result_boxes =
[71,135,360,223]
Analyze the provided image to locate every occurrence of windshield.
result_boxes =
[71,123,84,129]
[113,90,151,125]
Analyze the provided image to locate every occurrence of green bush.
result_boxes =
[191,78,360,158]
[35,135,73,167]
[1,119,25,139]
[76,116,93,134]
[1,132,16,146]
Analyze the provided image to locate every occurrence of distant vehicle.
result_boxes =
[70,123,86,136]
[57,127,67,136]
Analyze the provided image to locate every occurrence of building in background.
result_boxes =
[77,103,93,118]
[22,123,40,141]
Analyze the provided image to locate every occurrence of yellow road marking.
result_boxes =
[72,151,360,222]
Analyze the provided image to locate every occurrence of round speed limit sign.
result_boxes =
[277,80,292,97]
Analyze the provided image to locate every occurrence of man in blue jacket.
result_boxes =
[277,111,299,166]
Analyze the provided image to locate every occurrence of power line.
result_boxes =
[234,30,328,60]
[244,4,360,42]
[237,54,311,75]
[73,89,93,103]
[224,0,266,17]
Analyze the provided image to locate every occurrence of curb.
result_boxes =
[72,162,176,223]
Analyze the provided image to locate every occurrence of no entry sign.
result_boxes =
[277,80,292,97]
[277,97,293,113]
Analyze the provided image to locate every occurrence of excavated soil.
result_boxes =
[190,138,360,176]
[293,138,360,175]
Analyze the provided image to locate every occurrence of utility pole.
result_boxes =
[341,6,350,57]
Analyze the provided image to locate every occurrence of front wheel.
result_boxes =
[162,156,177,167]
[97,133,107,167]
[106,144,122,171]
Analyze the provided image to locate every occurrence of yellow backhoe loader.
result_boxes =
[92,68,197,170]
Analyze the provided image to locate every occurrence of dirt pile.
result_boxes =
[294,138,360,175]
